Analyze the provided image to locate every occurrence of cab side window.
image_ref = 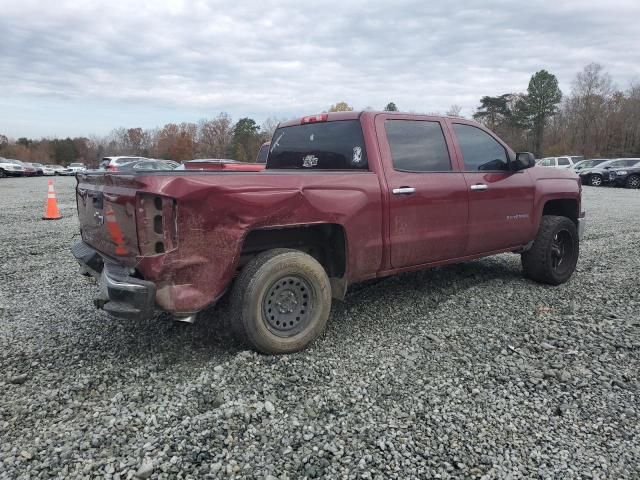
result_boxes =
[453,124,509,171]
[385,120,452,172]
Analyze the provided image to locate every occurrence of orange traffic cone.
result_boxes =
[43,180,62,220]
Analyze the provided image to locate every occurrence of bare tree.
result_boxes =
[445,105,463,117]
[570,63,614,156]
[261,116,285,139]
[197,113,233,159]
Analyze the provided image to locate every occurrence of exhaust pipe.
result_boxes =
[174,314,196,324]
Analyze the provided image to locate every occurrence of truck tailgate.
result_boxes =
[76,174,142,261]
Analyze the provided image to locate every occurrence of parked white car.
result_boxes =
[50,165,66,175]
[59,163,87,176]
[538,156,579,169]
[0,158,26,177]
[41,165,57,176]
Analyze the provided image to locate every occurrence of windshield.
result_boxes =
[268,120,368,170]
[69,163,84,167]
[256,144,269,163]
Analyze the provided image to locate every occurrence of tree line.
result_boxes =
[1,62,638,166]
[472,63,640,158]
[0,114,283,167]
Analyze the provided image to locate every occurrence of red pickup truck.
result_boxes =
[72,111,584,353]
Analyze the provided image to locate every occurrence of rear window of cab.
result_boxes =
[267,120,368,170]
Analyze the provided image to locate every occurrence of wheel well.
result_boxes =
[240,223,347,280]
[542,199,579,224]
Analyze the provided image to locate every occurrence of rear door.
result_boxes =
[376,115,468,268]
[448,121,535,255]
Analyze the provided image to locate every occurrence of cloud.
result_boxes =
[1,0,639,136]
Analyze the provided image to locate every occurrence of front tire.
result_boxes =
[626,174,640,189]
[230,249,332,354]
[521,216,579,285]
[589,174,603,186]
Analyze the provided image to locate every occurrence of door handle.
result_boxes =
[392,187,416,195]
[470,184,488,191]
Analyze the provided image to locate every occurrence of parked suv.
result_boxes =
[607,159,640,188]
[100,156,147,172]
[0,158,25,177]
[538,156,578,169]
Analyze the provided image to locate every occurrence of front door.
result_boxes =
[449,121,535,255]
[376,115,469,268]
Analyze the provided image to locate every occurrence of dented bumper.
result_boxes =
[71,241,156,320]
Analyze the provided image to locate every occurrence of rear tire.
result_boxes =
[626,174,640,189]
[0,169,6,178]
[230,249,332,354]
[521,215,579,285]
[589,174,602,186]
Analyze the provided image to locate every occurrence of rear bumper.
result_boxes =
[71,241,156,320]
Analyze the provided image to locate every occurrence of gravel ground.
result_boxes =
[1,176,639,479]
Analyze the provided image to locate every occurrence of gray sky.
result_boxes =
[1,0,639,138]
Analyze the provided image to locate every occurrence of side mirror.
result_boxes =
[513,152,536,171]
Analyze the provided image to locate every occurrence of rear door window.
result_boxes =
[268,120,368,170]
[385,120,452,172]
[453,124,509,171]
[558,157,570,166]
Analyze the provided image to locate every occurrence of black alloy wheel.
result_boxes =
[549,229,575,277]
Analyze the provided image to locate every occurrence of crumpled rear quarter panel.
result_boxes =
[135,171,383,313]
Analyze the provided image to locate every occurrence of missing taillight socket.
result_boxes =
[136,193,177,255]
[153,215,163,234]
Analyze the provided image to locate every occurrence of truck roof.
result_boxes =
[278,111,474,128]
